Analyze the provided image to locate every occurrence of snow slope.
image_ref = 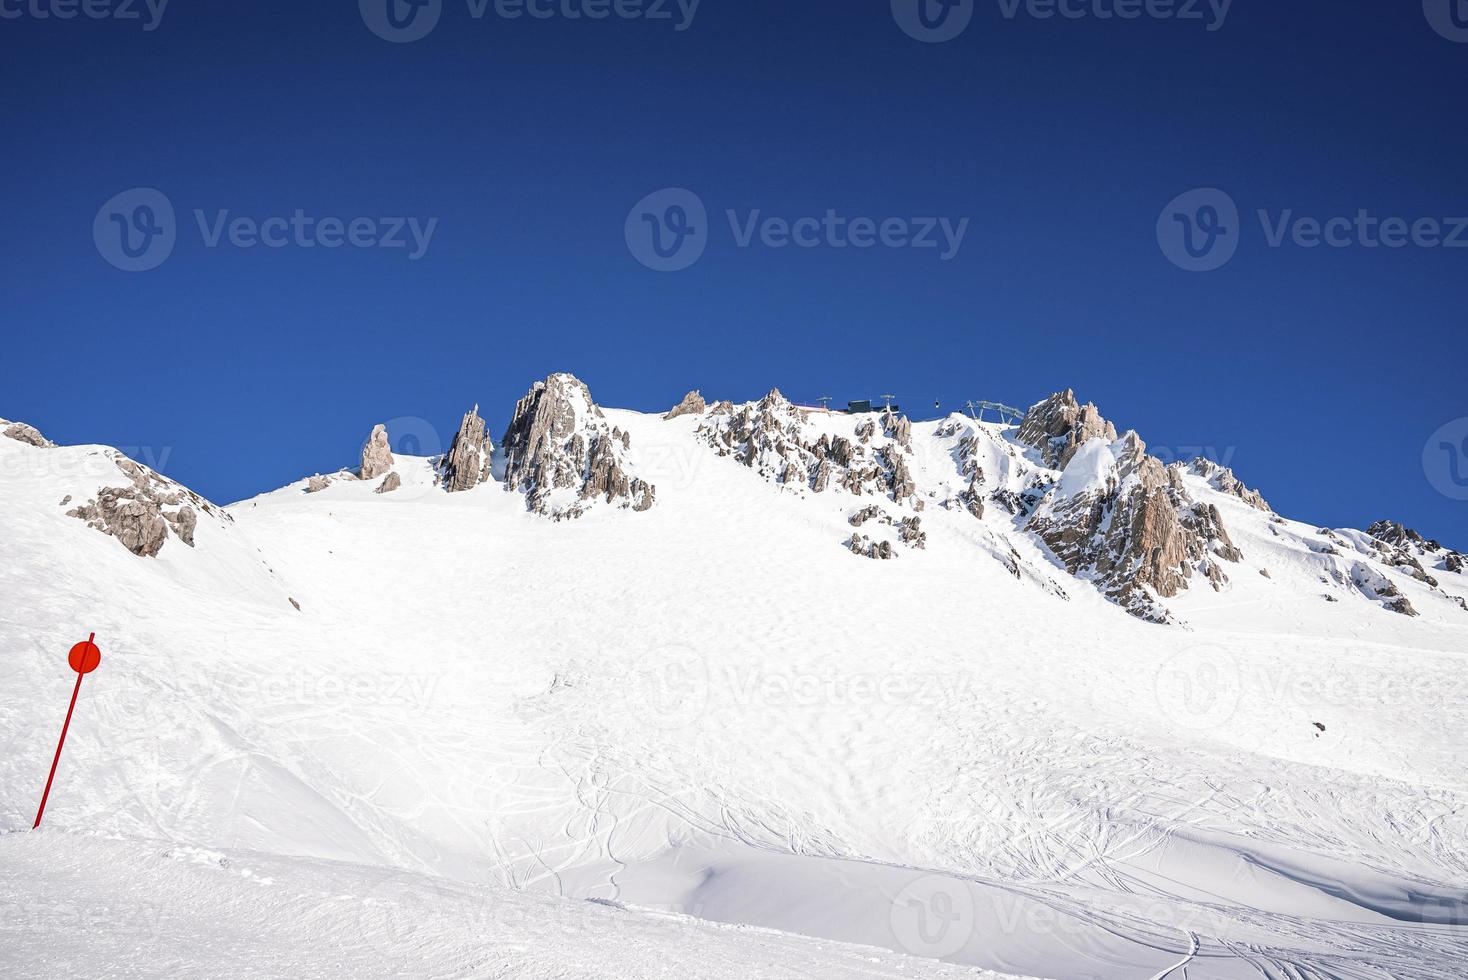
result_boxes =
[2,399,1467,979]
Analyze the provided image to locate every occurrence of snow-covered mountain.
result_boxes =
[2,380,1466,980]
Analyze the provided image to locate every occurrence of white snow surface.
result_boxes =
[2,405,1467,979]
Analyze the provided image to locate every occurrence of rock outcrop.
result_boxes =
[375,472,402,494]
[306,475,333,494]
[3,421,55,448]
[501,374,655,519]
[664,390,706,420]
[66,454,219,557]
[440,405,495,493]
[1019,397,1243,624]
[1016,390,1118,469]
[1187,458,1271,512]
[360,424,394,481]
[697,390,921,508]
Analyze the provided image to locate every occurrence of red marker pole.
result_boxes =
[33,633,102,830]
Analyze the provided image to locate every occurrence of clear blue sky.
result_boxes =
[3,1,1465,546]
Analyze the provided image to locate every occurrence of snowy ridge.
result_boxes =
[3,387,1468,979]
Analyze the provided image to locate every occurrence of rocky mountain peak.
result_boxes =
[1016,390,1119,469]
[501,374,654,519]
[663,390,706,420]
[440,405,495,493]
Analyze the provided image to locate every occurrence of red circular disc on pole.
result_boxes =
[68,639,101,674]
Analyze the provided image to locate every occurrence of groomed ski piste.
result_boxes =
[2,392,1466,979]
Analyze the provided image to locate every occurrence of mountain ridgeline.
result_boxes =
[4,376,1464,627]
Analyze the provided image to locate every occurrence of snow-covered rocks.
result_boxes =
[1020,402,1242,623]
[374,472,402,494]
[3,420,54,448]
[65,453,217,557]
[440,405,495,493]
[1187,457,1271,512]
[1368,520,1466,582]
[501,373,655,518]
[359,423,394,481]
[1015,389,1117,469]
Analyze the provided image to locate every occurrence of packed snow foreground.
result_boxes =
[2,376,1466,979]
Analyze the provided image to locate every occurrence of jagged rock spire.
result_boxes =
[501,373,654,519]
[441,404,494,493]
[360,423,394,481]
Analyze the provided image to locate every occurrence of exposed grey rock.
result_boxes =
[664,390,707,420]
[3,422,54,448]
[1016,390,1118,469]
[1026,427,1242,623]
[847,533,895,560]
[1187,458,1271,512]
[166,505,197,547]
[441,405,494,493]
[849,505,888,527]
[306,475,333,494]
[882,410,912,450]
[501,373,654,518]
[1367,519,1463,583]
[360,423,394,481]
[375,472,402,494]
[897,516,926,550]
[65,452,219,557]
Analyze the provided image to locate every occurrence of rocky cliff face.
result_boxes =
[360,424,394,481]
[440,406,495,493]
[65,453,222,557]
[1019,398,1243,624]
[501,374,654,519]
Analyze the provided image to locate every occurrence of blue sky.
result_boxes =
[2,1,1465,545]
